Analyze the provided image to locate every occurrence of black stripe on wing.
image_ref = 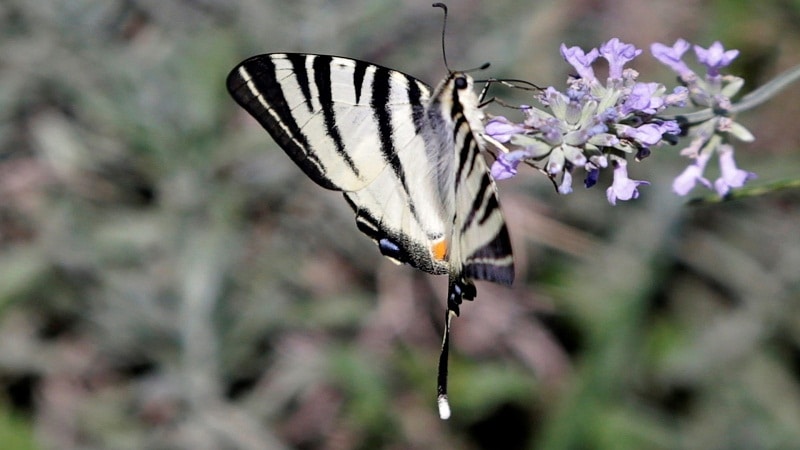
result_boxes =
[460,172,491,233]
[226,54,338,190]
[370,66,419,222]
[463,224,514,285]
[352,61,368,104]
[286,53,314,113]
[406,79,426,134]
[312,55,362,180]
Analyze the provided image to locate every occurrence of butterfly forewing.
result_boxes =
[227,53,455,274]
[228,54,426,191]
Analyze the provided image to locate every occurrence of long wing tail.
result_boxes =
[436,275,476,420]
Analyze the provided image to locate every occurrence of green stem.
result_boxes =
[661,63,800,125]
[688,178,800,205]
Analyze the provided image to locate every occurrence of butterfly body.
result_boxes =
[227,53,513,418]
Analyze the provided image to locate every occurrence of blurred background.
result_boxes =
[2,0,800,449]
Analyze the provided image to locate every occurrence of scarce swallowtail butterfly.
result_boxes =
[226,40,514,420]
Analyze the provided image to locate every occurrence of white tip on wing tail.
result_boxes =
[438,394,451,420]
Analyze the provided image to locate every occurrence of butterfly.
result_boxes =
[226,51,514,419]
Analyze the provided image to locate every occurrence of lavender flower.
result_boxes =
[713,144,756,196]
[486,37,760,203]
[606,158,649,205]
[651,39,694,80]
[584,167,600,188]
[560,44,599,82]
[600,38,642,79]
[487,38,679,205]
[621,83,665,115]
[694,41,739,77]
[672,151,712,195]
[491,150,529,180]
[558,168,574,194]
[620,123,673,146]
[653,39,756,196]
[485,117,528,143]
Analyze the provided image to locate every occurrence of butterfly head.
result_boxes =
[433,72,478,102]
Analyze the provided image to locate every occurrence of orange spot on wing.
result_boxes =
[432,239,448,261]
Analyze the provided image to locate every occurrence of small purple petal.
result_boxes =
[485,116,527,143]
[694,41,739,77]
[672,152,712,196]
[713,145,756,195]
[664,86,689,107]
[621,82,665,115]
[599,38,642,79]
[491,150,529,180]
[622,123,665,146]
[659,120,681,136]
[606,159,649,205]
[547,147,566,175]
[587,122,609,137]
[560,44,599,82]
[651,39,695,79]
[590,154,608,169]
[537,86,561,107]
[584,168,600,188]
[539,117,563,145]
[558,169,574,194]
[598,107,619,123]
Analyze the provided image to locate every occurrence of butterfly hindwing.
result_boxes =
[452,105,514,286]
[426,73,515,288]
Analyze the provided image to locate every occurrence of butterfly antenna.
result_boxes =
[432,3,452,73]
[476,77,542,105]
[434,3,490,75]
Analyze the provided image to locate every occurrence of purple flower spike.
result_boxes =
[713,144,756,195]
[560,44,599,82]
[606,159,649,205]
[694,41,739,77]
[485,116,527,143]
[672,152,712,195]
[599,38,642,79]
[491,150,529,181]
[651,39,694,79]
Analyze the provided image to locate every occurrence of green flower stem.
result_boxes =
[662,63,800,125]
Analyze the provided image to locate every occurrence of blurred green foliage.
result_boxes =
[1,0,800,449]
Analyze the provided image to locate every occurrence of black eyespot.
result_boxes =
[454,75,468,90]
